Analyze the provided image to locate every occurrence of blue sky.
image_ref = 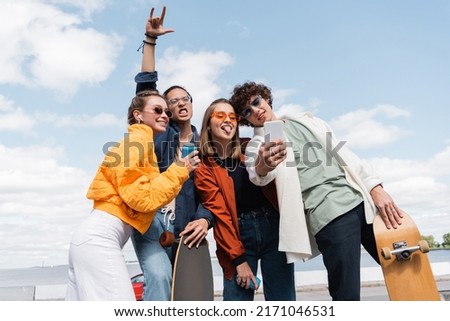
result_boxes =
[0,0,449,269]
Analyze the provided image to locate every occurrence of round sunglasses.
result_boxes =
[143,107,173,118]
[210,111,241,122]
[241,95,263,119]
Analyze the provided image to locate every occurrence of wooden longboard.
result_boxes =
[171,236,214,301]
[373,212,440,300]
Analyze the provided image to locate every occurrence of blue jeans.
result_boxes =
[314,202,379,301]
[132,209,174,301]
[223,205,296,301]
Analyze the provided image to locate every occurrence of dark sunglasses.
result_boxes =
[143,107,173,118]
[210,111,241,122]
[241,95,262,119]
[154,107,173,118]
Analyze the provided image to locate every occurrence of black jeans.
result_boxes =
[314,202,379,301]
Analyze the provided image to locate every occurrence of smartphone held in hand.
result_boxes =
[249,276,261,290]
[264,120,284,144]
[181,143,196,158]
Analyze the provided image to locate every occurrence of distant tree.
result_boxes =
[421,235,440,248]
[442,233,450,248]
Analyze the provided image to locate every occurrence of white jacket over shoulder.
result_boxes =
[245,112,383,263]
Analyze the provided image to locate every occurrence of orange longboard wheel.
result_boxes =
[418,240,430,253]
[381,247,392,260]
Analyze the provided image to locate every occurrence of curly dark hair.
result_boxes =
[229,81,273,127]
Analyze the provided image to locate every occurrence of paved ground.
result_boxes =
[250,282,389,301]
[215,276,450,301]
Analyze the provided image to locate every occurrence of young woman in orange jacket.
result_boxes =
[194,98,295,301]
[66,92,200,300]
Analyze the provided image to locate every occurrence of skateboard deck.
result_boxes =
[171,235,214,301]
[373,212,440,300]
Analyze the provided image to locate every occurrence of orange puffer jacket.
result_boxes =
[87,124,189,234]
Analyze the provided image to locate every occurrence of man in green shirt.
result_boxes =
[230,81,404,301]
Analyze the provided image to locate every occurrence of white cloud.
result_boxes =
[272,88,297,105]
[428,145,450,177]
[370,145,450,181]
[271,88,315,117]
[0,95,35,132]
[368,151,450,242]
[0,95,15,112]
[0,143,92,268]
[47,0,111,17]
[157,47,234,128]
[330,104,412,149]
[276,104,306,118]
[0,95,125,133]
[36,111,125,128]
[268,88,322,121]
[0,0,123,98]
